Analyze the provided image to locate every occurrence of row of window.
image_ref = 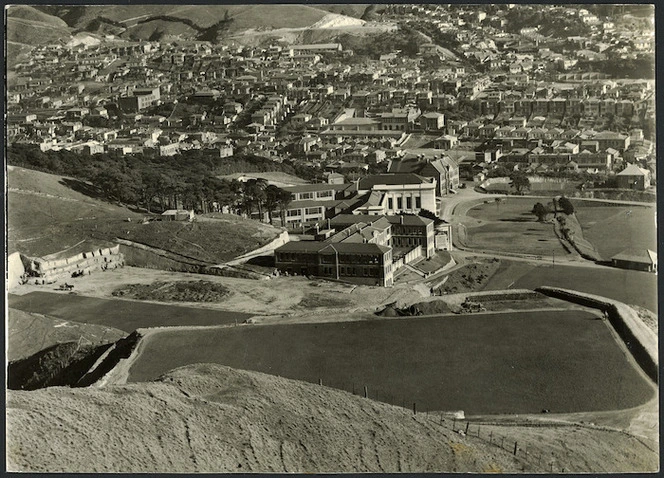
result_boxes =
[286,207,323,217]
[296,190,334,200]
[393,237,425,247]
[322,266,381,278]
[387,196,422,210]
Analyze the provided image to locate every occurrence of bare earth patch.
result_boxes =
[112,281,230,303]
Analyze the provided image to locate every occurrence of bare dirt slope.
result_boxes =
[6,363,657,473]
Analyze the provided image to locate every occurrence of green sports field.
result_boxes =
[125,311,654,415]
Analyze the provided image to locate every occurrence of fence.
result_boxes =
[304,377,585,473]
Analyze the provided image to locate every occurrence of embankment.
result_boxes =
[536,287,658,383]
[117,239,266,280]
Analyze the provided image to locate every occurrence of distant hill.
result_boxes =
[6,6,71,47]
[6,363,658,472]
[32,5,368,42]
[7,5,68,27]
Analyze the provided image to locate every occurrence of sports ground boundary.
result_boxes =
[536,287,658,383]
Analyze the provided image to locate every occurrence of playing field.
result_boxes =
[573,203,656,260]
[511,264,657,312]
[465,198,569,256]
[126,311,654,415]
[8,292,252,333]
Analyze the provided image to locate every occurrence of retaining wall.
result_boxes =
[536,286,658,383]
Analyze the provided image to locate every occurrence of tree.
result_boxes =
[265,184,289,224]
[532,202,549,222]
[558,196,575,215]
[509,172,530,195]
[243,178,268,221]
[274,188,293,226]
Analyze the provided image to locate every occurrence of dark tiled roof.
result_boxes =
[358,173,431,189]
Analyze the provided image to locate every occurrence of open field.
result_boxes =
[7,308,126,362]
[573,203,656,260]
[8,292,251,333]
[465,199,569,256]
[125,311,654,415]
[511,264,657,312]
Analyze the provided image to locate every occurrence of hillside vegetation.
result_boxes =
[34,5,361,39]
[6,16,71,46]
[6,363,657,473]
[7,165,281,263]
[7,5,69,27]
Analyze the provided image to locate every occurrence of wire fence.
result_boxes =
[313,378,571,473]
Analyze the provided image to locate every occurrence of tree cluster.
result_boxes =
[7,144,305,222]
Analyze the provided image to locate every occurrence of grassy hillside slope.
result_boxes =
[36,5,335,32]
[7,5,69,27]
[7,166,282,263]
[6,17,71,46]
[6,363,657,473]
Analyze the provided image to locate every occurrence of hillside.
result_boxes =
[34,5,356,39]
[7,165,143,257]
[7,5,69,27]
[7,166,282,263]
[6,363,657,473]
[7,308,126,362]
[6,16,71,47]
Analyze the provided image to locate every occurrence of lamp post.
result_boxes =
[552,250,555,267]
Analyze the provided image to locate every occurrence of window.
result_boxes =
[415,196,421,209]
[317,190,332,198]
[406,197,412,209]
[305,207,321,215]
[287,209,300,217]
[388,197,393,210]
[397,197,403,209]
[299,192,314,200]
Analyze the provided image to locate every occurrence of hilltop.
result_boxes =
[6,363,657,473]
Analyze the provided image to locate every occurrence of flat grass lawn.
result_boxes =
[8,292,251,333]
[511,264,657,312]
[465,198,569,256]
[573,203,656,260]
[126,311,654,415]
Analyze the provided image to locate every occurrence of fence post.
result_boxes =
[465,422,470,434]
[477,425,480,438]
[453,418,456,431]
[364,386,368,399]
[489,431,493,444]
[319,378,322,386]
[413,403,417,415]
[513,442,518,456]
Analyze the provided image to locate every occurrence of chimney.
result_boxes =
[400,215,404,225]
